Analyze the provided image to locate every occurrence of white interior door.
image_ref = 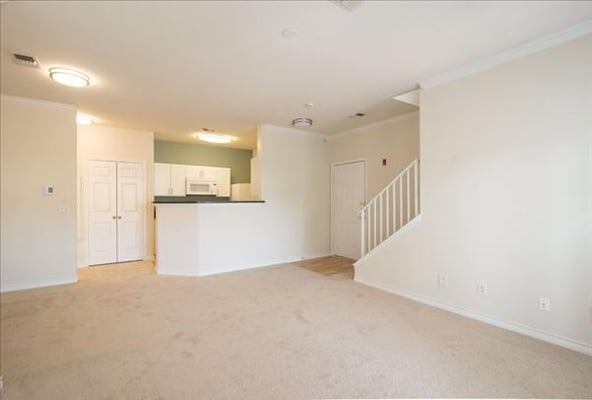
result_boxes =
[88,160,117,265]
[331,160,366,259]
[117,162,144,262]
[88,160,145,265]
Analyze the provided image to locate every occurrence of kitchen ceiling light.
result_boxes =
[281,27,299,39]
[49,67,90,87]
[292,118,312,127]
[196,132,233,144]
[76,114,95,125]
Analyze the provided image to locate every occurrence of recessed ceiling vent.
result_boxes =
[331,0,362,12]
[11,53,40,68]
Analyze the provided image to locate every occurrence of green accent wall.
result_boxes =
[154,140,252,184]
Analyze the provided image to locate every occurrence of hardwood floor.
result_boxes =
[292,255,355,279]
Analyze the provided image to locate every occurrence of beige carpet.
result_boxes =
[1,259,591,399]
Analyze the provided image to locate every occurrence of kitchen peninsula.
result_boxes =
[154,199,266,277]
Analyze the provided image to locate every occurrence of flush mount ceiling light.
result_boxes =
[49,67,90,87]
[76,114,95,125]
[281,26,299,39]
[292,118,313,127]
[195,130,233,144]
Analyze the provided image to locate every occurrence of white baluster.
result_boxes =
[379,193,383,243]
[366,204,370,253]
[361,208,365,256]
[414,160,419,216]
[393,179,397,232]
[386,184,390,237]
[399,176,403,230]
[406,168,411,223]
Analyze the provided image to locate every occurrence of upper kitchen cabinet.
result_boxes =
[155,162,231,197]
[214,167,231,197]
[154,163,186,196]
[186,165,217,181]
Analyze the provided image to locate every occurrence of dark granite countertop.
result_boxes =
[153,196,265,204]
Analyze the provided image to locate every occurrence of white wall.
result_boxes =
[258,124,331,260]
[77,124,154,267]
[329,112,419,199]
[356,34,592,350]
[1,96,77,292]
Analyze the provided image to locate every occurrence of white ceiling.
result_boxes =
[1,1,591,149]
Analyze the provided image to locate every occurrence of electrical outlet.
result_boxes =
[477,282,488,296]
[539,297,551,312]
[58,204,72,213]
[438,273,448,288]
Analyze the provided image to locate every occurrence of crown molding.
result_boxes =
[419,20,592,90]
[329,110,419,141]
[0,94,76,110]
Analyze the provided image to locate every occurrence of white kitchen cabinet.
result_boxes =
[154,163,187,196]
[186,165,217,181]
[155,163,171,196]
[170,164,187,195]
[156,163,230,197]
[215,167,231,197]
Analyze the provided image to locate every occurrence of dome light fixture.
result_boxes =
[195,129,233,144]
[49,67,90,87]
[292,117,312,127]
[76,114,95,125]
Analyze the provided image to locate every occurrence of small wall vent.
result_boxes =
[331,0,362,12]
[11,53,40,68]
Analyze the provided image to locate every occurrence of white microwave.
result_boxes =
[186,179,218,196]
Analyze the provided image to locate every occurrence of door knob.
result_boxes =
[112,216,117,220]
[118,216,122,220]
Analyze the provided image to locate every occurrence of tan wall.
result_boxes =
[329,111,419,200]
[1,96,77,291]
[357,34,592,348]
[258,124,331,260]
[77,124,154,266]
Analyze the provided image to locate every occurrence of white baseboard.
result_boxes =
[156,269,200,277]
[0,277,78,293]
[156,253,334,278]
[355,278,592,357]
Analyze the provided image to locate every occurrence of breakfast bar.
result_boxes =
[154,200,266,277]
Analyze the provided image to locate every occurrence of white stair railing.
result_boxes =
[361,159,420,257]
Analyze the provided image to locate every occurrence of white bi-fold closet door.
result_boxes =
[88,160,145,265]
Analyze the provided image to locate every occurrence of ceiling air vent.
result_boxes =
[11,53,40,68]
[331,0,362,12]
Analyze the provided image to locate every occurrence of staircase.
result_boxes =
[360,159,420,260]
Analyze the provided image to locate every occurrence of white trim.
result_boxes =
[0,277,77,293]
[354,278,592,356]
[197,253,335,277]
[419,20,592,89]
[0,94,76,110]
[156,269,200,277]
[354,214,422,267]
[329,110,419,140]
[156,253,334,278]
